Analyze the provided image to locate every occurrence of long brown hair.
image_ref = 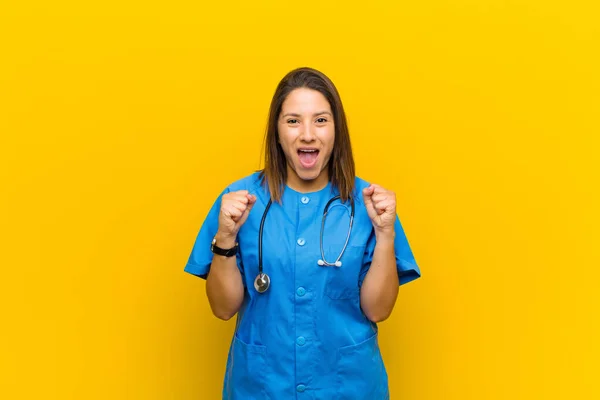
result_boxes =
[259,67,356,203]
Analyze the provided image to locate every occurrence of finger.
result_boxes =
[371,192,389,203]
[230,193,250,205]
[225,190,250,200]
[223,205,243,221]
[373,199,395,215]
[229,200,248,214]
[246,194,257,211]
[373,201,385,215]
[227,192,254,209]
[224,205,243,218]
[369,183,384,193]
[223,190,248,201]
[362,187,378,220]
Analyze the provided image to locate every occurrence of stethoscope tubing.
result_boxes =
[318,196,355,267]
[255,194,355,293]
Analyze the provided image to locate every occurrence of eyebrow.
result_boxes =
[281,111,333,118]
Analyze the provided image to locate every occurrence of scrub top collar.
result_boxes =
[280,180,339,206]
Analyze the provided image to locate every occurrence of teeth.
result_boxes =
[299,149,317,153]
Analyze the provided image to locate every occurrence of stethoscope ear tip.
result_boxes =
[317,259,343,267]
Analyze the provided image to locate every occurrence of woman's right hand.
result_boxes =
[208,190,255,319]
[217,190,256,242]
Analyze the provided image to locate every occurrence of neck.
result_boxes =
[286,166,329,193]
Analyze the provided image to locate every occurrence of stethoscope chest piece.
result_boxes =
[254,272,270,293]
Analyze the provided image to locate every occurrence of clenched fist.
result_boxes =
[362,184,396,236]
[218,190,257,239]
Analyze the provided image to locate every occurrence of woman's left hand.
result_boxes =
[362,183,396,237]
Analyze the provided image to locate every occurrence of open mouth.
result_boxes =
[297,148,319,169]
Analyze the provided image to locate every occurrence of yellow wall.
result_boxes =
[1,0,598,398]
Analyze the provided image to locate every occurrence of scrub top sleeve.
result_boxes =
[392,215,421,285]
[359,215,421,287]
[184,188,246,285]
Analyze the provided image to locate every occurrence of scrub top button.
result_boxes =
[301,196,310,204]
[296,336,306,346]
[296,287,306,297]
[296,384,306,392]
[297,238,306,246]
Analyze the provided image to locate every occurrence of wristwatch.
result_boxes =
[211,236,238,257]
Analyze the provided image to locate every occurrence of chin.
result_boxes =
[297,169,321,182]
[299,176,319,183]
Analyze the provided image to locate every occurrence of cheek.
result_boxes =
[277,128,295,156]
[319,127,335,150]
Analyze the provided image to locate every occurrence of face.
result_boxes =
[278,88,335,192]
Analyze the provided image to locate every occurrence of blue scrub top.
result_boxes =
[185,172,421,400]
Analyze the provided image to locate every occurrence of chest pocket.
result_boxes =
[323,244,365,300]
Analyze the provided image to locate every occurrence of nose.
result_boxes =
[299,123,316,142]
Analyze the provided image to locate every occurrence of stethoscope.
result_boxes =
[254,195,355,293]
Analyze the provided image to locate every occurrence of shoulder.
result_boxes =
[224,171,266,196]
[352,176,371,205]
[354,176,371,191]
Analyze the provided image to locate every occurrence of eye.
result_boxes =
[287,119,299,124]
[316,117,328,123]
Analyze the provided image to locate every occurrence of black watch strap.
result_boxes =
[211,236,238,257]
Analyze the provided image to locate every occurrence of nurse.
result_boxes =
[185,67,421,399]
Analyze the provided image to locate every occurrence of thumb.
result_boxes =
[246,194,257,211]
[362,186,378,220]
[237,194,256,226]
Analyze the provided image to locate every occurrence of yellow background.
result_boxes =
[1,0,598,398]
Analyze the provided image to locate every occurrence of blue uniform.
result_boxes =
[185,172,421,399]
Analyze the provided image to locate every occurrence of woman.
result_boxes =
[185,67,421,399]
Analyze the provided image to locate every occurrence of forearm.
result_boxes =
[206,232,245,320]
[360,233,399,323]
